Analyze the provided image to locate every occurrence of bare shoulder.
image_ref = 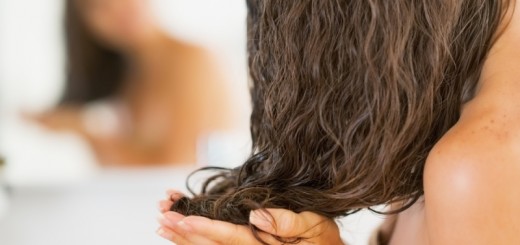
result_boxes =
[423,110,520,244]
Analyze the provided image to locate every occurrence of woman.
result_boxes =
[158,0,520,244]
[31,0,236,166]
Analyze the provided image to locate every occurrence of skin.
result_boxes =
[157,1,520,244]
[31,0,236,166]
[157,190,344,245]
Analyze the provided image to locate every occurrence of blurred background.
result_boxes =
[0,0,382,244]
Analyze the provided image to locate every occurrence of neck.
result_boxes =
[463,2,520,119]
[479,2,520,92]
[477,5,520,101]
[123,30,176,83]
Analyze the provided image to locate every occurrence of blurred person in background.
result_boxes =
[28,0,237,166]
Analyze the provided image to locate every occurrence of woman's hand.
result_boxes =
[23,107,84,133]
[157,190,344,245]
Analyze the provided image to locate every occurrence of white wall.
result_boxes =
[0,0,65,113]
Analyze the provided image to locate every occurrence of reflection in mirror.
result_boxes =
[0,0,252,243]
[25,0,244,166]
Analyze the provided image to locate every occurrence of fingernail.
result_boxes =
[157,227,174,240]
[250,210,273,230]
[158,215,175,228]
[167,191,182,201]
[177,220,193,232]
[158,202,167,212]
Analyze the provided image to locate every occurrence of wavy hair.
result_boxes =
[171,0,511,243]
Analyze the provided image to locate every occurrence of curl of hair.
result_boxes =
[171,0,510,243]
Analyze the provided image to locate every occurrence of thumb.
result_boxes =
[249,209,324,237]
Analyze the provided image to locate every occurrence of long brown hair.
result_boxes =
[61,0,125,104]
[172,0,511,242]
